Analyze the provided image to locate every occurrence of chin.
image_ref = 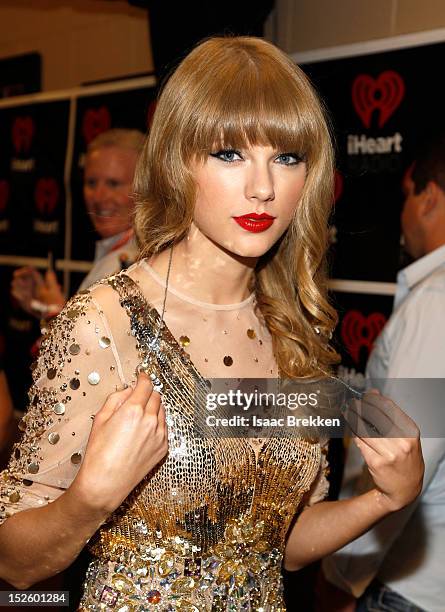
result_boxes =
[223,238,277,259]
[95,225,119,239]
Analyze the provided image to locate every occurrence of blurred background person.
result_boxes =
[11,128,144,320]
[319,135,445,612]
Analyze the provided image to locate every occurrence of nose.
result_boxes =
[245,161,275,203]
[88,182,110,204]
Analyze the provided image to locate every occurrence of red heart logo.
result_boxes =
[334,170,343,203]
[341,310,386,364]
[352,71,405,129]
[12,116,35,154]
[0,180,9,214]
[35,178,59,216]
[82,106,111,144]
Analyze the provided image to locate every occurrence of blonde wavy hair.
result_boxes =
[134,36,339,377]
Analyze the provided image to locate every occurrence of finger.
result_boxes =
[358,435,419,459]
[144,389,162,417]
[353,436,380,464]
[345,398,397,438]
[126,372,155,410]
[94,386,133,423]
[45,269,60,287]
[13,266,34,279]
[361,392,420,438]
[30,268,45,287]
[156,399,167,432]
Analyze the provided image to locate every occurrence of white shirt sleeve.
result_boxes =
[323,286,445,597]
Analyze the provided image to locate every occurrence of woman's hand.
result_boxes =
[70,373,168,517]
[348,390,424,513]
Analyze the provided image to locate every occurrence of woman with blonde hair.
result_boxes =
[0,37,422,610]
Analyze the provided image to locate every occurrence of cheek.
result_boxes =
[280,178,305,220]
[193,176,230,223]
[84,189,94,211]
[115,192,132,210]
[401,201,414,234]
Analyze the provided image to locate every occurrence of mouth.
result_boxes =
[233,212,276,233]
[91,209,114,219]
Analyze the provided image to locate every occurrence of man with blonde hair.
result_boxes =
[12,128,144,316]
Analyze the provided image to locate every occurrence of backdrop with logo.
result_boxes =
[0,77,156,408]
[297,36,445,382]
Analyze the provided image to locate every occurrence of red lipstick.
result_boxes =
[233,212,275,233]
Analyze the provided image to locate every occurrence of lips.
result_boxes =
[233,212,275,233]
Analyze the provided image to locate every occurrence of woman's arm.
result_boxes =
[284,489,393,571]
[0,288,168,589]
[0,484,107,589]
[0,377,167,589]
[284,399,424,571]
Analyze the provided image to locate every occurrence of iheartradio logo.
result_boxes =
[352,71,405,129]
[12,116,35,154]
[35,178,59,217]
[341,310,386,364]
[82,106,111,144]
[0,180,9,214]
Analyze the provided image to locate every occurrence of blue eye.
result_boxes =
[276,153,303,166]
[210,149,243,163]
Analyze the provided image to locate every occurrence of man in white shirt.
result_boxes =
[322,137,445,612]
[11,128,143,315]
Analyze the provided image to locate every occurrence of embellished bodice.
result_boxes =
[0,264,328,611]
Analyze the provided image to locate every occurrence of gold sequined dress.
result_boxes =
[0,260,329,611]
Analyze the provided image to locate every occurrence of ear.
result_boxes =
[419,181,442,219]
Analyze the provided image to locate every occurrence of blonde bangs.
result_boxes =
[175,39,325,167]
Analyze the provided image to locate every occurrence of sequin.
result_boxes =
[47,368,57,380]
[71,452,82,464]
[112,574,133,592]
[247,329,256,339]
[48,432,60,445]
[88,371,101,385]
[27,462,39,474]
[100,585,118,606]
[179,335,190,347]
[69,343,81,355]
[70,378,80,390]
[66,310,77,319]
[99,336,111,349]
[146,590,161,604]
[171,576,195,594]
[158,552,176,576]
[223,356,233,366]
[9,491,20,503]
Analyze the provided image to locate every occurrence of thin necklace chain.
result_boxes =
[152,245,173,347]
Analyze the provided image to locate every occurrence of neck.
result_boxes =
[423,236,445,257]
[150,225,257,305]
